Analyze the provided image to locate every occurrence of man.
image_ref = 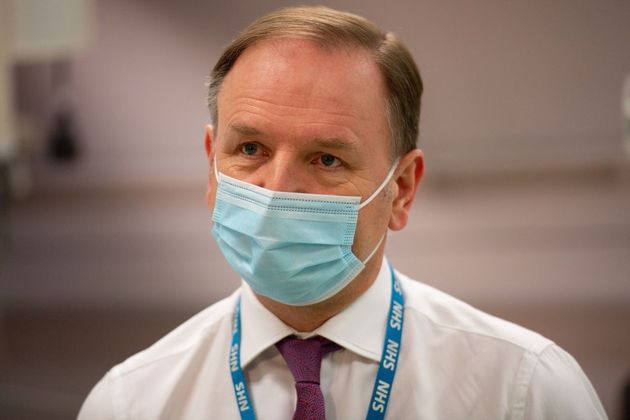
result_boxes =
[79,6,606,419]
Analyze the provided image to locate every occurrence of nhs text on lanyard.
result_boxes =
[229,266,404,420]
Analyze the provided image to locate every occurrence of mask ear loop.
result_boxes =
[358,158,400,209]
[358,158,400,264]
[213,155,220,182]
[361,233,385,264]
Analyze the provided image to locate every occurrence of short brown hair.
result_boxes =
[206,6,423,158]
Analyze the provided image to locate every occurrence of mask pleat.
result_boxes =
[211,162,394,306]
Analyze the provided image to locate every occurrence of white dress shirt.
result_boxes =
[78,258,607,419]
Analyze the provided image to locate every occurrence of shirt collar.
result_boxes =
[239,258,391,367]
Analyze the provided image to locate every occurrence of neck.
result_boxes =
[255,255,383,332]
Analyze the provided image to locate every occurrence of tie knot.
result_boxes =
[276,336,340,384]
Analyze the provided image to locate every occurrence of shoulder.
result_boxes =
[521,344,607,419]
[116,291,237,375]
[397,270,552,355]
[78,291,239,419]
[396,271,607,419]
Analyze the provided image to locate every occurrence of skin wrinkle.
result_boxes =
[223,113,365,150]
[225,123,364,175]
[228,122,364,153]
[223,99,371,142]
[233,94,361,117]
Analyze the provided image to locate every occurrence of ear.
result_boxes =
[204,124,214,158]
[204,125,215,209]
[388,148,424,231]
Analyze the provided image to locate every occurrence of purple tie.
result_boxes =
[276,336,341,420]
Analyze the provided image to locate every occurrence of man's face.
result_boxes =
[207,38,396,262]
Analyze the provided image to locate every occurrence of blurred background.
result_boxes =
[1,0,629,418]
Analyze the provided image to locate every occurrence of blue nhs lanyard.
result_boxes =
[229,266,404,420]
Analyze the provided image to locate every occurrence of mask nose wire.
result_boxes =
[214,154,399,206]
[358,158,400,210]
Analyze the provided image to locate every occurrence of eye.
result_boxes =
[240,142,260,156]
[317,154,341,168]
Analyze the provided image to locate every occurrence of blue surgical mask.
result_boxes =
[211,158,399,306]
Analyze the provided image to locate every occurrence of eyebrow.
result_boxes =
[311,137,359,152]
[227,123,359,152]
[229,123,264,137]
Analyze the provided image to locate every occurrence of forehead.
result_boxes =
[217,38,389,148]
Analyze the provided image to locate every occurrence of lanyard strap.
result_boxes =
[229,297,255,420]
[229,267,404,420]
[366,264,404,419]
